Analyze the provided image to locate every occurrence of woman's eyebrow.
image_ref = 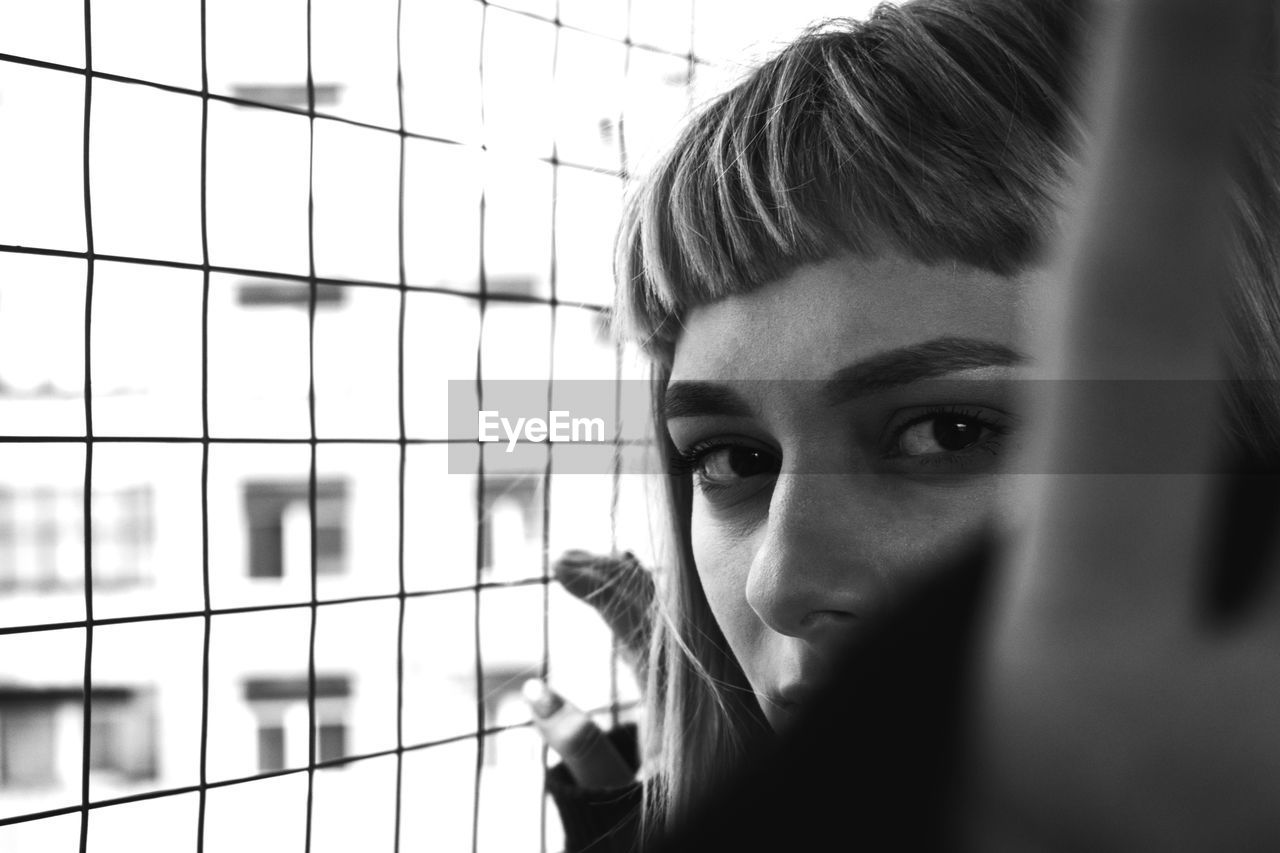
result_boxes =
[664,338,1022,418]
[822,336,1024,405]
[663,382,754,420]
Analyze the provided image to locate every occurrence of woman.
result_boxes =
[530,0,1280,848]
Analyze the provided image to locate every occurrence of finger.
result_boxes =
[553,550,654,648]
[523,679,635,790]
[1055,0,1259,384]
[552,549,620,600]
[1021,0,1268,618]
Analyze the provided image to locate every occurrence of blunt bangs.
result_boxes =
[614,0,1086,362]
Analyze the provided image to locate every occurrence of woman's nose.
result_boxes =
[744,472,879,644]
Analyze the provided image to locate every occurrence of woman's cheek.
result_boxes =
[690,502,767,659]
[873,479,1007,586]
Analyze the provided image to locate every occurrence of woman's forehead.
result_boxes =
[668,253,1039,383]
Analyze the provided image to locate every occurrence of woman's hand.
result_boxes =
[522,678,637,790]
[525,549,655,790]
[553,549,654,682]
[966,0,1280,848]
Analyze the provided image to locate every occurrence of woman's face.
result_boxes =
[665,252,1042,730]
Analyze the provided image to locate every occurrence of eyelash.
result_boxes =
[669,405,1010,484]
[882,405,1010,466]
[669,439,772,490]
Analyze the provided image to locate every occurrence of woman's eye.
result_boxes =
[698,446,778,483]
[893,413,998,458]
[898,416,984,455]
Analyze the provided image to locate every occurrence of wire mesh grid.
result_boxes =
[0,0,714,849]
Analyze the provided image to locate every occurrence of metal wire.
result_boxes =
[196,0,214,847]
[393,0,409,847]
[471,2,492,848]
[303,2,321,846]
[0,0,703,847]
[0,707,619,830]
[77,0,97,848]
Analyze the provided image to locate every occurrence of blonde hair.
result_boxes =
[617,0,1280,840]
[616,0,1087,368]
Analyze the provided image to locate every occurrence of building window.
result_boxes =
[484,275,538,296]
[0,686,155,789]
[244,675,351,771]
[243,480,347,579]
[0,486,154,592]
[317,723,346,763]
[0,700,57,788]
[88,691,158,780]
[479,476,541,578]
[236,280,346,308]
[257,724,286,773]
[91,486,154,589]
[230,83,343,109]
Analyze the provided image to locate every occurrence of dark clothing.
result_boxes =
[549,536,992,853]
[547,724,643,853]
[655,472,1280,851]
[652,537,992,852]
[552,468,1279,851]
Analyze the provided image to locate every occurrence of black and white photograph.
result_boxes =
[1,0,1279,850]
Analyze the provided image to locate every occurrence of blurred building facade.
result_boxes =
[0,235,654,853]
[0,0,872,850]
